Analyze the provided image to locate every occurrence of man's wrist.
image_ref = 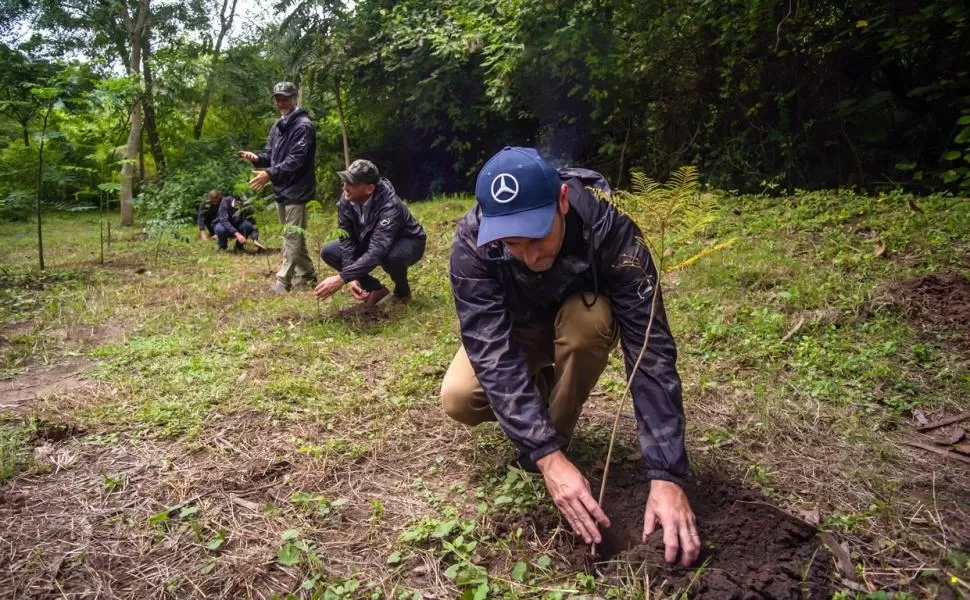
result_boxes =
[645,468,684,488]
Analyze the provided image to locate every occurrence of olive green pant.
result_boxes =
[441,293,619,448]
[277,203,316,287]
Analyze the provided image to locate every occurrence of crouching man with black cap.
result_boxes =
[441,146,700,567]
[314,159,427,307]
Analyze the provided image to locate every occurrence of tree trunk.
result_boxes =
[119,0,150,227]
[334,77,350,168]
[142,37,165,175]
[193,0,238,139]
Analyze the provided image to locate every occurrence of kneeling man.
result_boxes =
[441,146,699,566]
[315,159,426,306]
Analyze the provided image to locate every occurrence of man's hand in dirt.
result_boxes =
[314,275,344,300]
[234,232,247,246]
[536,451,611,544]
[348,280,369,301]
[642,479,700,567]
[238,150,258,163]
[200,230,209,242]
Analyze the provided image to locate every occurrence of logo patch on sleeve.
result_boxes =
[379,218,390,227]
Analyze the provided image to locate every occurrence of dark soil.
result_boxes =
[891,270,970,349]
[495,465,832,599]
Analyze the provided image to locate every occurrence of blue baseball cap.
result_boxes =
[474,146,562,247]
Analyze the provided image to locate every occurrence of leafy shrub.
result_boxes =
[135,153,250,222]
[0,190,33,222]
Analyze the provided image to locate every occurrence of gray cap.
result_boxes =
[337,159,380,185]
[271,81,298,98]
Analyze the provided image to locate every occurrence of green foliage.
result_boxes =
[136,153,250,223]
[0,421,33,483]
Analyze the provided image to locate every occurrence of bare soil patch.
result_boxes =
[0,324,124,410]
[495,464,832,599]
[890,270,970,348]
[0,360,93,408]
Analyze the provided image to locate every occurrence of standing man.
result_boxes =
[441,146,700,567]
[314,159,426,307]
[239,81,317,292]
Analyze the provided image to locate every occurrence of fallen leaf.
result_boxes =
[411,565,429,576]
[872,383,884,400]
[873,241,886,257]
[913,408,929,427]
[820,533,856,581]
[796,507,822,526]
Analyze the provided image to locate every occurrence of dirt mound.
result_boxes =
[495,466,832,599]
[891,270,970,347]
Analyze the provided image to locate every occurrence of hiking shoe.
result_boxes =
[363,286,390,307]
[270,280,289,293]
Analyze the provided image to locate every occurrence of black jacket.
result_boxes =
[448,168,688,484]
[337,179,426,282]
[197,199,218,230]
[252,108,316,205]
[214,195,252,235]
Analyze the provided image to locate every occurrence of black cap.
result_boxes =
[271,81,298,98]
[337,159,380,185]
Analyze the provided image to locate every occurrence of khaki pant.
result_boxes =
[277,203,316,287]
[441,293,619,448]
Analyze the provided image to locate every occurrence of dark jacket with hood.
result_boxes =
[336,178,426,283]
[449,168,688,485]
[252,108,316,205]
[214,195,253,235]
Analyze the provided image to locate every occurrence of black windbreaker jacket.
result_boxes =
[336,179,426,283]
[448,168,688,484]
[252,108,316,205]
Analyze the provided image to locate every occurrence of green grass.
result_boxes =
[0,190,967,598]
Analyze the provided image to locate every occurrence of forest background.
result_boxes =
[1,0,969,226]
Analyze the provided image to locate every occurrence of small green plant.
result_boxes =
[290,490,347,517]
[101,471,126,495]
[476,467,546,513]
[397,509,492,597]
[369,498,385,522]
[276,529,322,569]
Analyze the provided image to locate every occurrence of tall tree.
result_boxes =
[118,0,149,226]
[141,36,165,175]
[193,0,238,139]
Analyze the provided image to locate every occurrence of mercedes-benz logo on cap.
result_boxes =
[490,173,519,204]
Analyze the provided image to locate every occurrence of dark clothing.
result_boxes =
[211,195,258,250]
[448,168,687,485]
[322,236,425,298]
[334,179,426,285]
[251,108,316,205]
[215,220,256,250]
[197,199,219,234]
[214,195,254,237]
